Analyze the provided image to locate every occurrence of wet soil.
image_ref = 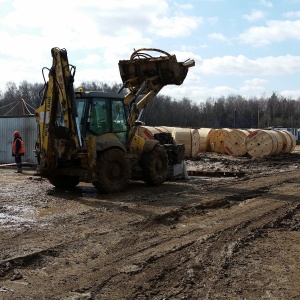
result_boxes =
[1,148,300,299]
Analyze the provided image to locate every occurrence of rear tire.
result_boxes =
[140,144,168,186]
[48,175,80,189]
[92,148,131,193]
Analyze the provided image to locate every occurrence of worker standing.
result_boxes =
[12,131,25,173]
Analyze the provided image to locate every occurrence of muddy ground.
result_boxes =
[1,147,300,300]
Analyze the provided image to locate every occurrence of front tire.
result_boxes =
[140,144,168,186]
[92,148,131,193]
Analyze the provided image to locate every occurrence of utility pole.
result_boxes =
[234,108,237,128]
[257,105,260,128]
[18,99,25,115]
[22,99,25,115]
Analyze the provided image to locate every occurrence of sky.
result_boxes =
[0,0,300,103]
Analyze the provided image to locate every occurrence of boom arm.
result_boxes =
[118,48,195,144]
[35,47,82,172]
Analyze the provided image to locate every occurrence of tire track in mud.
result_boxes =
[0,169,280,264]
[87,173,300,299]
[110,202,297,299]
[1,170,300,299]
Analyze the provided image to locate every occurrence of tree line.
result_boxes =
[143,93,300,129]
[1,80,300,129]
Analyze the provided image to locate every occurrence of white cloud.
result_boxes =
[208,33,228,42]
[174,2,193,10]
[238,20,300,46]
[0,56,42,87]
[171,49,201,60]
[150,16,201,38]
[283,11,300,18]
[243,10,265,22]
[240,78,268,95]
[199,55,300,76]
[198,0,225,2]
[280,89,300,100]
[210,85,238,96]
[207,17,219,24]
[0,0,202,90]
[77,54,103,65]
[75,66,121,87]
[0,0,201,54]
[260,0,273,8]
[0,0,300,103]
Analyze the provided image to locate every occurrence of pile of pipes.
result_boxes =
[136,126,297,158]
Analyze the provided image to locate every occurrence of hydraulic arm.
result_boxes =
[35,47,82,172]
[118,48,195,145]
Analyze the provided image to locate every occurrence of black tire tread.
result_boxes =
[140,144,168,186]
[92,148,131,193]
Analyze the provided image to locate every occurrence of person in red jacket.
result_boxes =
[12,131,25,173]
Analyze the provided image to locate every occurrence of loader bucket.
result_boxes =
[118,48,195,94]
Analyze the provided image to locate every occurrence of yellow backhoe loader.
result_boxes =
[35,47,194,193]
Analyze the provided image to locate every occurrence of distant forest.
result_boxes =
[1,80,300,129]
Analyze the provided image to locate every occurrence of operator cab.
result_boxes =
[75,91,128,146]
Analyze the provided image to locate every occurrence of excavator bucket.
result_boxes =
[118,48,195,94]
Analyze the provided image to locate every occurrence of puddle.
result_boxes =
[0,205,36,229]
[0,199,90,230]
[36,199,89,219]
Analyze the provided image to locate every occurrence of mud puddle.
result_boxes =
[0,205,36,229]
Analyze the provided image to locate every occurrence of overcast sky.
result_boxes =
[1,0,300,103]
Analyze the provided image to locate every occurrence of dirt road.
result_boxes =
[1,149,300,299]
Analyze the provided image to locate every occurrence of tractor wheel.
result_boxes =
[140,144,168,186]
[48,175,80,189]
[92,148,131,193]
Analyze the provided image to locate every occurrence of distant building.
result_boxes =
[272,127,299,140]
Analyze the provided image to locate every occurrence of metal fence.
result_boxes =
[0,115,38,164]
